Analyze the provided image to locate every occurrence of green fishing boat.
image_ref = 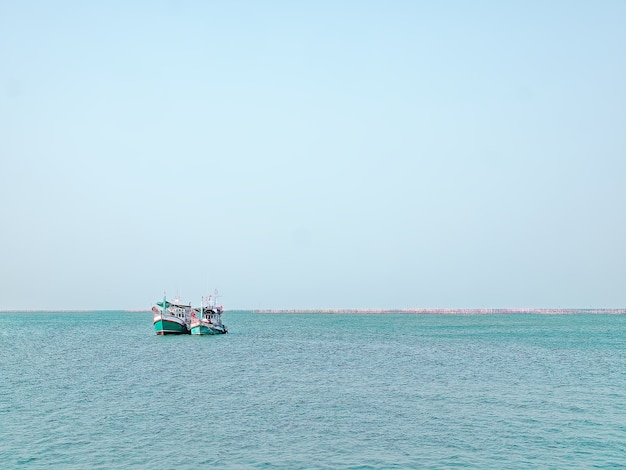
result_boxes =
[152,295,192,335]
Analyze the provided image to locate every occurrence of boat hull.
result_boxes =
[153,317,189,335]
[190,322,227,335]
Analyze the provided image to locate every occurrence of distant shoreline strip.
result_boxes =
[1,308,625,315]
[252,308,626,315]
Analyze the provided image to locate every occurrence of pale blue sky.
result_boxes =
[1,1,625,310]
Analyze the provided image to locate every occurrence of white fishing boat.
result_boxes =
[190,292,227,335]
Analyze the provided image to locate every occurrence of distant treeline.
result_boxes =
[253,308,626,314]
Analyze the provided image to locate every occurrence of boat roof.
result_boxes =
[157,300,190,308]
[157,300,220,311]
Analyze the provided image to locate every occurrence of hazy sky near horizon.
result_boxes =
[2,1,625,310]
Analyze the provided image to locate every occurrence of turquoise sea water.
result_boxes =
[1,311,625,469]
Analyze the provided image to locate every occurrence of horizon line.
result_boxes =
[2,307,626,314]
